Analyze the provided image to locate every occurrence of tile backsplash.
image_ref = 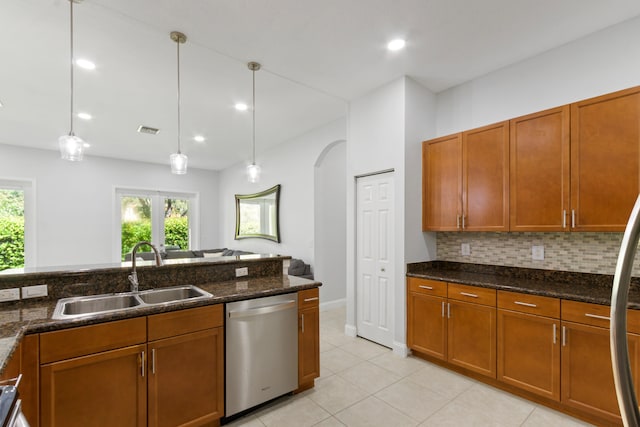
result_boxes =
[437,232,640,276]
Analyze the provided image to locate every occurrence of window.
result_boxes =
[0,179,34,271]
[116,189,198,261]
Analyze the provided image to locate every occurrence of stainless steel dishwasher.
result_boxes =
[225,293,298,417]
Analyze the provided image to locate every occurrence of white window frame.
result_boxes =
[113,187,200,262]
[0,178,36,269]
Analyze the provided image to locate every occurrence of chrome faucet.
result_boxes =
[128,241,163,292]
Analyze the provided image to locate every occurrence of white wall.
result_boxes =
[437,15,640,135]
[346,77,437,355]
[404,78,437,264]
[218,119,347,274]
[0,144,220,268]
[314,141,347,306]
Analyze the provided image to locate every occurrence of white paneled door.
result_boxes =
[356,172,394,348]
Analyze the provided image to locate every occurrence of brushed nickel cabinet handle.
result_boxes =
[563,210,567,229]
[514,301,537,308]
[562,326,567,347]
[457,215,461,229]
[304,297,319,302]
[301,313,305,334]
[441,301,445,318]
[447,303,451,318]
[585,313,610,321]
[419,285,433,290]
[462,214,466,229]
[141,351,145,377]
[151,348,156,375]
[571,209,576,228]
[460,292,478,298]
[553,324,557,344]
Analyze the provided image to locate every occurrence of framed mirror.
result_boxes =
[235,185,281,242]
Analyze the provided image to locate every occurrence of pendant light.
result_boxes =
[246,61,261,183]
[58,0,87,161]
[169,31,188,175]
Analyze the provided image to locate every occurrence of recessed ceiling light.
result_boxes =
[194,135,205,142]
[77,112,92,120]
[235,103,248,111]
[75,58,96,70]
[387,39,406,51]
[137,125,160,135]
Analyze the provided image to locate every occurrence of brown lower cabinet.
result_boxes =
[408,277,640,426]
[298,288,320,391]
[38,305,224,427]
[407,278,496,379]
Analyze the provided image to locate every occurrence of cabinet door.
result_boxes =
[299,305,320,387]
[571,87,640,231]
[561,321,640,424]
[497,310,560,401]
[407,292,446,360]
[147,328,224,427]
[40,344,147,427]
[447,300,496,378]
[510,106,570,231]
[423,134,462,231]
[462,121,510,231]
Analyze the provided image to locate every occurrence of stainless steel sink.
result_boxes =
[52,285,213,320]
[60,294,141,316]
[138,285,211,305]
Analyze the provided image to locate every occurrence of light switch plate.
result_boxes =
[22,284,48,299]
[0,288,20,302]
[235,267,249,277]
[532,245,545,260]
[461,243,471,256]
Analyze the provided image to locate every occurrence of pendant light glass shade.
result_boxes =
[59,0,87,161]
[246,163,261,183]
[247,62,261,183]
[170,31,188,175]
[170,152,188,174]
[59,133,86,161]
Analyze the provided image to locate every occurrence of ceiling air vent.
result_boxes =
[137,125,160,135]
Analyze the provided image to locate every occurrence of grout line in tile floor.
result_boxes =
[225,306,594,427]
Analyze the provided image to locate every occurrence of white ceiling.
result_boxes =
[2,0,640,171]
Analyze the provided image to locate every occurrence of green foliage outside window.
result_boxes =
[121,217,189,260]
[0,190,24,271]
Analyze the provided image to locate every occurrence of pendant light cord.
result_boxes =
[176,38,182,154]
[69,0,75,136]
[252,67,256,165]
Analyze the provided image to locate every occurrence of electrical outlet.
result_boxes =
[461,243,471,256]
[236,281,249,291]
[0,288,20,302]
[532,245,545,260]
[235,267,249,277]
[21,284,48,299]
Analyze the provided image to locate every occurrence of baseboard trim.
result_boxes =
[344,323,357,337]
[392,341,410,357]
[319,298,346,312]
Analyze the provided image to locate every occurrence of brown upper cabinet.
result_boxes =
[423,121,509,231]
[510,106,570,231]
[570,87,640,231]
[424,85,640,232]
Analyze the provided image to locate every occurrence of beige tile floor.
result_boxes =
[226,306,593,427]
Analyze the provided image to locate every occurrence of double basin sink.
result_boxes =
[52,285,213,320]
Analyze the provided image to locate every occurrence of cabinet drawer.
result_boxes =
[40,317,147,364]
[498,291,560,318]
[407,278,447,297]
[148,305,223,341]
[448,283,496,306]
[299,288,319,310]
[562,300,640,334]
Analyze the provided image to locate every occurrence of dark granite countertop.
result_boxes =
[407,261,640,309]
[0,274,320,375]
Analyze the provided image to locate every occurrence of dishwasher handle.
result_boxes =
[228,300,296,319]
